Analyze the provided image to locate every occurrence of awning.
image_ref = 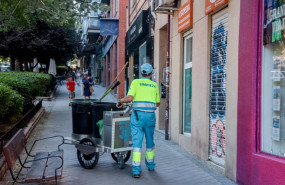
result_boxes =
[48,58,57,76]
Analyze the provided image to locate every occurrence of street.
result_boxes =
[1,84,235,185]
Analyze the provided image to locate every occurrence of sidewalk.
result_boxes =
[1,85,236,185]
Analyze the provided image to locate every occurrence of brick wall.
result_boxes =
[106,0,127,98]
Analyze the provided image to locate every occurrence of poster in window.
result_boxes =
[272,116,281,141]
[264,0,285,44]
[273,86,281,111]
[273,58,281,81]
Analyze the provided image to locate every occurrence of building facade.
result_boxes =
[125,0,239,181]
[126,0,168,131]
[153,0,239,181]
[102,0,127,98]
[77,0,102,76]
[237,0,285,184]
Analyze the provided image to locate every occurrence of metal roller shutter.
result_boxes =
[209,12,228,166]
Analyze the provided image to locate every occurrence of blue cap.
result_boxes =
[141,63,153,75]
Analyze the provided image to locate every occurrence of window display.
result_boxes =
[262,0,285,157]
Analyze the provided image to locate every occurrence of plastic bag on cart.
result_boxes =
[96,120,104,138]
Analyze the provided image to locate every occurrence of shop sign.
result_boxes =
[125,10,148,48]
[100,19,119,35]
[205,0,228,15]
[178,0,193,33]
[264,1,285,44]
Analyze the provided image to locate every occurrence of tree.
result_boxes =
[0,20,82,70]
[0,0,109,31]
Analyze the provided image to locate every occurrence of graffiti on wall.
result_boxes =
[209,21,228,160]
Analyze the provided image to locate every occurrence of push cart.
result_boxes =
[70,100,133,169]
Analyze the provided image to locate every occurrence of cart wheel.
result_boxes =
[77,138,99,169]
[111,151,131,163]
[117,155,125,169]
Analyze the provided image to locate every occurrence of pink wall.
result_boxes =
[237,0,285,184]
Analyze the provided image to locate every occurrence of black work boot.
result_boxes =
[133,174,141,178]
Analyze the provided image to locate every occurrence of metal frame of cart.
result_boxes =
[66,105,133,169]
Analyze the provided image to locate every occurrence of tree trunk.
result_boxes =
[24,61,28,71]
[10,56,15,71]
[19,59,23,71]
[15,57,20,71]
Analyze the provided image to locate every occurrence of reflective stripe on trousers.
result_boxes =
[132,148,141,166]
[145,147,155,163]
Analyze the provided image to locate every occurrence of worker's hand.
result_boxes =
[116,101,124,108]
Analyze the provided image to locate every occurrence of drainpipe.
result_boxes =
[165,15,170,140]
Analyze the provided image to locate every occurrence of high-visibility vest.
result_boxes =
[127,77,160,112]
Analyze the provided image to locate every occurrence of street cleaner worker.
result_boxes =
[116,63,160,178]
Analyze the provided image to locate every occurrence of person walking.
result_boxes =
[82,73,94,99]
[66,76,75,106]
[116,63,160,178]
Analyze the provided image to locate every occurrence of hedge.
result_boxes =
[0,83,24,121]
[0,72,53,109]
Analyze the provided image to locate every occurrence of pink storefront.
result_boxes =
[238,0,285,184]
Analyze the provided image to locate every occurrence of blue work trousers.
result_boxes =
[131,110,156,175]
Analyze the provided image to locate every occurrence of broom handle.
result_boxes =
[107,62,129,90]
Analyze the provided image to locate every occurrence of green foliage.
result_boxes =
[0,0,110,31]
[0,83,24,121]
[0,20,82,66]
[0,72,52,108]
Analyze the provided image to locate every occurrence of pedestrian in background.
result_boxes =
[82,73,94,99]
[66,76,75,106]
[117,63,160,178]
[76,69,81,86]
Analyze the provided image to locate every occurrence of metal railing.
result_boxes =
[0,100,43,154]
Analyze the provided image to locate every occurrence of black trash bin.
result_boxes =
[72,99,97,137]
[91,102,123,138]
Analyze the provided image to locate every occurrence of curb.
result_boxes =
[0,107,45,180]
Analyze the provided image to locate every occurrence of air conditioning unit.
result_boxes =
[155,0,178,12]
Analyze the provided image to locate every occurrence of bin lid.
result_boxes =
[71,99,98,104]
[91,102,116,105]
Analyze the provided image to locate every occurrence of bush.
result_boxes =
[0,72,53,109]
[0,83,24,121]
[56,66,67,75]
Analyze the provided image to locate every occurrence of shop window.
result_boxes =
[262,0,285,158]
[183,33,193,134]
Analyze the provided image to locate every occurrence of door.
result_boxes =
[209,11,228,166]
[183,33,193,134]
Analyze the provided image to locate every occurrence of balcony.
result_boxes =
[87,17,100,33]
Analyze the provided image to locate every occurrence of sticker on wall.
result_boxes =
[273,86,281,111]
